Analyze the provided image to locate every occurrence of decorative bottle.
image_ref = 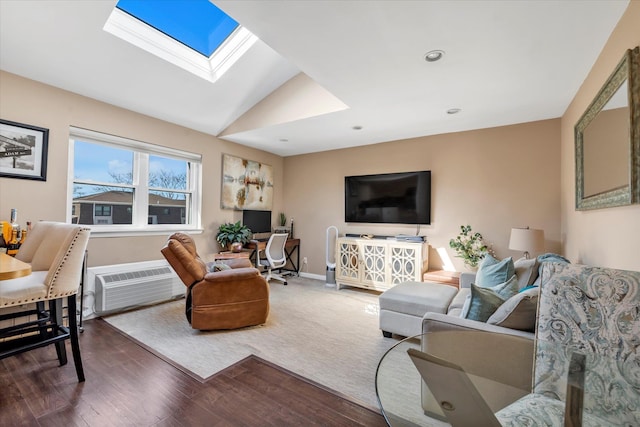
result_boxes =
[9,209,19,242]
[7,209,21,256]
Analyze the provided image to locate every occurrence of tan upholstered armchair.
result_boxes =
[161,232,269,330]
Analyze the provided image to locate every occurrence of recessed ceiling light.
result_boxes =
[447,108,461,115]
[352,125,363,130]
[424,50,445,62]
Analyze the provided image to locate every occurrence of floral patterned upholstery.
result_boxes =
[497,262,640,426]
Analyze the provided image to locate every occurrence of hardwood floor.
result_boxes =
[0,319,387,426]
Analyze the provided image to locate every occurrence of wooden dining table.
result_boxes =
[0,252,31,280]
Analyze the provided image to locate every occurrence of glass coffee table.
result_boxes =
[375,332,637,427]
[374,331,533,427]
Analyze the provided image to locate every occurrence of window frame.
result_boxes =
[68,127,203,237]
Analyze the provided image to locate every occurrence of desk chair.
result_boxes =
[259,233,289,285]
[0,221,91,382]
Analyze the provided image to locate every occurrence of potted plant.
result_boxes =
[449,225,491,268]
[274,212,291,237]
[216,221,252,252]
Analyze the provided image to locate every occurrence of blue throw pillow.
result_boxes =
[491,275,520,299]
[465,284,506,322]
[476,255,515,287]
[536,253,570,264]
[465,275,520,322]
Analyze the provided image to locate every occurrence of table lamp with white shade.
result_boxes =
[509,227,544,259]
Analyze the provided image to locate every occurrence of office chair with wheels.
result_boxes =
[259,233,289,285]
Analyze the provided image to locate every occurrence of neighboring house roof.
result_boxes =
[73,190,185,207]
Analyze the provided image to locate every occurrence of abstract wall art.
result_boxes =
[221,153,273,210]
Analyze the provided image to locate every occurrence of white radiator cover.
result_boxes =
[88,260,184,316]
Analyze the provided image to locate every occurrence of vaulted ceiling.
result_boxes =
[0,1,629,156]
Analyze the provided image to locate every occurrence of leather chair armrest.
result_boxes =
[203,267,262,282]
[193,268,268,306]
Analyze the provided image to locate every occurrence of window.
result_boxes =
[69,127,202,235]
[115,0,239,57]
[94,205,112,216]
[104,0,258,83]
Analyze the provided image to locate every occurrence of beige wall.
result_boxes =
[560,1,640,271]
[0,71,284,267]
[284,119,561,275]
[3,1,636,275]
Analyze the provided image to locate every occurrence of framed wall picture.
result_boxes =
[221,153,273,210]
[0,119,49,181]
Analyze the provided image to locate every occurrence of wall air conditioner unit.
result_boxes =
[94,262,183,315]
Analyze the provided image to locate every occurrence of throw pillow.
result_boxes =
[208,261,231,272]
[476,255,515,287]
[460,294,472,318]
[490,274,520,299]
[513,257,539,290]
[465,284,506,322]
[487,287,539,332]
[536,253,570,264]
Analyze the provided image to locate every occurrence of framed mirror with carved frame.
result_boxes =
[575,46,639,210]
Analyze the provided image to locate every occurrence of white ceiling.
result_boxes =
[0,0,630,157]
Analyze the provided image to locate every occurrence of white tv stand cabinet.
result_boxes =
[335,237,429,291]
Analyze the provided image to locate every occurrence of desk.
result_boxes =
[246,238,300,275]
[212,251,251,261]
[0,253,31,280]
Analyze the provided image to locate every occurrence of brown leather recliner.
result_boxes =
[161,232,269,330]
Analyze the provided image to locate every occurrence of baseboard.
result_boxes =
[299,271,328,282]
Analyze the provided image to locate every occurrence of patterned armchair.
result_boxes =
[497,262,640,426]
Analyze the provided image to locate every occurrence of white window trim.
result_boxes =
[67,127,203,237]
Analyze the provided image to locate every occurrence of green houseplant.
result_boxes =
[216,221,252,251]
[449,225,491,268]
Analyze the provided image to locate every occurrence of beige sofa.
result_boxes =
[380,268,538,338]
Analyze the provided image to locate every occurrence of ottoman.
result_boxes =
[379,281,459,338]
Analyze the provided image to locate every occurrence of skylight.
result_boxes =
[104,0,257,83]
[116,0,238,57]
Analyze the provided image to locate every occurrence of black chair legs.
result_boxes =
[49,299,68,366]
[0,295,85,382]
[67,294,85,382]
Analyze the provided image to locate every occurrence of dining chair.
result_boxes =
[259,233,289,285]
[0,221,91,382]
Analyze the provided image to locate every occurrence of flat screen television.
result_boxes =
[345,171,431,224]
[242,210,272,234]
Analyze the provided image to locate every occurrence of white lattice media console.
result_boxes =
[335,237,429,291]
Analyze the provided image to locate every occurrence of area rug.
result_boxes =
[103,276,394,410]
